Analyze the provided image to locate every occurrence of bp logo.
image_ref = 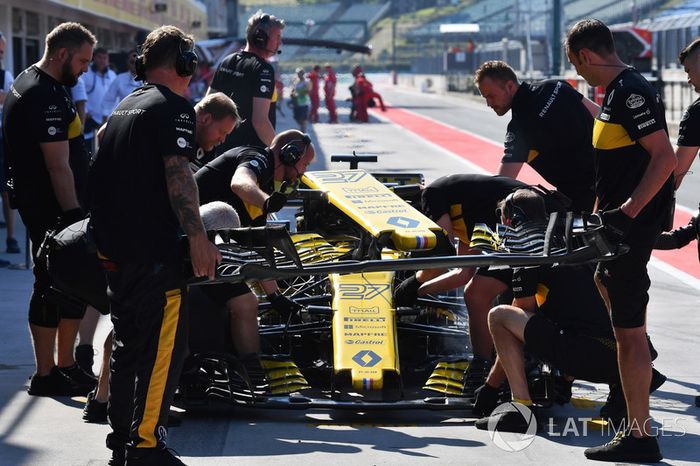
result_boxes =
[352,350,382,367]
[486,402,537,452]
[387,216,419,229]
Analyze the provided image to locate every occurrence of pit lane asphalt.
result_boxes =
[0,78,698,465]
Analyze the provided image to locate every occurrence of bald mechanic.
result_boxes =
[194,129,315,375]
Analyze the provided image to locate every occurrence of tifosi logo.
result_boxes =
[352,350,382,367]
[338,284,390,300]
[349,306,379,314]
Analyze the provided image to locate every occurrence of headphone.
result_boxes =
[133,36,198,81]
[498,191,528,226]
[280,133,311,166]
[250,14,271,49]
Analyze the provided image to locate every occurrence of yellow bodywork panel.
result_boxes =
[303,170,440,251]
[330,271,399,391]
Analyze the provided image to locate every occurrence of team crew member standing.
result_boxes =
[194,130,315,366]
[0,31,19,256]
[3,22,97,396]
[323,64,337,123]
[654,39,700,250]
[475,60,597,212]
[208,10,284,151]
[308,64,321,123]
[90,26,221,465]
[565,19,676,462]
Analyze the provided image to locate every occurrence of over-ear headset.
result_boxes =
[250,14,271,49]
[498,191,528,226]
[133,36,197,81]
[280,133,311,166]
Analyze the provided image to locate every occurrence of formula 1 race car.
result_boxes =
[178,155,621,413]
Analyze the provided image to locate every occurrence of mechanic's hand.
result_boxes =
[600,208,633,242]
[394,275,421,307]
[188,232,222,280]
[263,191,287,215]
[472,383,501,417]
[269,292,303,323]
[57,208,86,230]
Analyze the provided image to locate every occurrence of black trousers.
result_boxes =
[105,261,188,451]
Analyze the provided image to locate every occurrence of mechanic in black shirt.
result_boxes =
[394,175,526,363]
[565,19,676,462]
[2,22,97,397]
[90,26,221,465]
[654,39,700,250]
[189,91,241,169]
[475,60,597,213]
[194,129,315,364]
[472,189,647,430]
[207,10,284,151]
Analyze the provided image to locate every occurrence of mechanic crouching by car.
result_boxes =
[394,174,528,395]
[193,129,315,378]
[90,26,221,466]
[471,189,666,432]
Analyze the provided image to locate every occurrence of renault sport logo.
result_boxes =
[352,350,382,367]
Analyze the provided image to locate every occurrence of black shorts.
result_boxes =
[475,266,512,285]
[524,314,619,384]
[199,282,252,307]
[595,241,653,329]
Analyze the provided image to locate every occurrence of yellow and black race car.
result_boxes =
[180,155,621,412]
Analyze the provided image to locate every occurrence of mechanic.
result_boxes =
[81,91,238,425]
[90,26,221,465]
[3,22,97,397]
[565,19,676,462]
[0,31,19,256]
[323,63,338,123]
[308,64,321,123]
[472,189,665,432]
[207,10,284,151]
[100,49,142,120]
[350,66,386,123]
[653,38,700,252]
[474,60,597,213]
[194,129,315,375]
[81,47,115,153]
[394,174,529,393]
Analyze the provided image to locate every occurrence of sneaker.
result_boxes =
[584,431,662,462]
[108,449,125,466]
[83,390,107,423]
[6,237,20,254]
[58,363,97,390]
[462,356,493,399]
[472,383,501,417]
[475,407,538,433]
[75,344,96,376]
[126,446,187,465]
[600,368,667,423]
[28,366,89,397]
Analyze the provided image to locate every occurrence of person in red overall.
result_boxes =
[352,71,386,123]
[323,64,337,123]
[308,65,320,123]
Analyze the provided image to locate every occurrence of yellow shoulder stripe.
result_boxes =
[593,119,634,150]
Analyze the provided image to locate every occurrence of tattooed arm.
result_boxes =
[164,155,221,278]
